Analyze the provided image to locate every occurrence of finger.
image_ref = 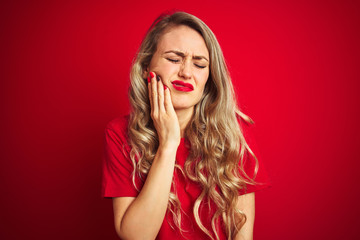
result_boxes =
[147,77,153,110]
[164,86,175,113]
[150,72,158,116]
[157,76,165,113]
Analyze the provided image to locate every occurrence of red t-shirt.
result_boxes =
[101,115,270,239]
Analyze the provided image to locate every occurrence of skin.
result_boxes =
[112,25,255,240]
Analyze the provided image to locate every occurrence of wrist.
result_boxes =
[153,145,178,166]
[160,139,180,149]
[157,143,178,156]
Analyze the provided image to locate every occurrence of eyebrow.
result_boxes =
[163,50,209,62]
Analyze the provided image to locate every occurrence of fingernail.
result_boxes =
[150,72,155,78]
[156,75,160,81]
[147,77,151,83]
[164,85,167,90]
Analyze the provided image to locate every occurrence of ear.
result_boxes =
[142,66,150,79]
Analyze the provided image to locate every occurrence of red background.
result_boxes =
[1,0,359,239]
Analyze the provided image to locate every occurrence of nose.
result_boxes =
[178,60,192,80]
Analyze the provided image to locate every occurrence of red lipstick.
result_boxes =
[171,80,194,92]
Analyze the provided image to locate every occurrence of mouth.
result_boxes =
[171,80,194,92]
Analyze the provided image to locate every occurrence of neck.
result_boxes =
[175,107,194,138]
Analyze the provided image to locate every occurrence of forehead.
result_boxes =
[157,25,209,58]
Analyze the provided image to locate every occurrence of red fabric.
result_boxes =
[101,115,270,239]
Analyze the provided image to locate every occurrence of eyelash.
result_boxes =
[166,58,206,69]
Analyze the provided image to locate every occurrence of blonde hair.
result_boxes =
[128,11,258,240]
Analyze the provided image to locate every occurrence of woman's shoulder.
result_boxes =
[104,115,131,145]
[103,115,132,154]
[105,115,130,133]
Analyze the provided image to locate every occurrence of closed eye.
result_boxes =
[195,64,206,69]
[167,58,179,63]
[167,58,206,69]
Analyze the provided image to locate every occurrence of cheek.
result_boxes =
[195,77,209,100]
[196,71,210,89]
[150,60,177,78]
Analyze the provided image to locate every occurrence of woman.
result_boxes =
[102,11,270,240]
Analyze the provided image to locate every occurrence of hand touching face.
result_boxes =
[147,71,181,147]
[147,25,210,112]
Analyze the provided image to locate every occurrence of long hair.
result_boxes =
[128,11,258,240]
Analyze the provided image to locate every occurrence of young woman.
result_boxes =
[102,11,270,240]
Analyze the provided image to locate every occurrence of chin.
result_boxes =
[171,96,200,111]
[172,103,195,111]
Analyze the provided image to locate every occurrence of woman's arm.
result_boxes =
[113,146,177,239]
[112,73,180,240]
[234,192,255,240]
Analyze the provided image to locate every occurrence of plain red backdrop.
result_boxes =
[1,0,359,239]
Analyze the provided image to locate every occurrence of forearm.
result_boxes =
[118,146,177,239]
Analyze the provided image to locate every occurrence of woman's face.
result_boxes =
[147,25,210,112]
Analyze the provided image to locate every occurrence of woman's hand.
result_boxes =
[148,71,181,149]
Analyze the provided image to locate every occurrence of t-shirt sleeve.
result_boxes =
[101,117,143,198]
[238,119,271,195]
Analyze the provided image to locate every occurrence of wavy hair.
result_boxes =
[128,11,258,240]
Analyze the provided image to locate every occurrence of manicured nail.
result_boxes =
[147,77,151,83]
[156,75,160,81]
[164,85,167,90]
[150,72,155,78]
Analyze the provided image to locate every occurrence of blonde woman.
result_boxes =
[102,11,270,240]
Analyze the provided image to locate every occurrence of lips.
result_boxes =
[171,80,194,92]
